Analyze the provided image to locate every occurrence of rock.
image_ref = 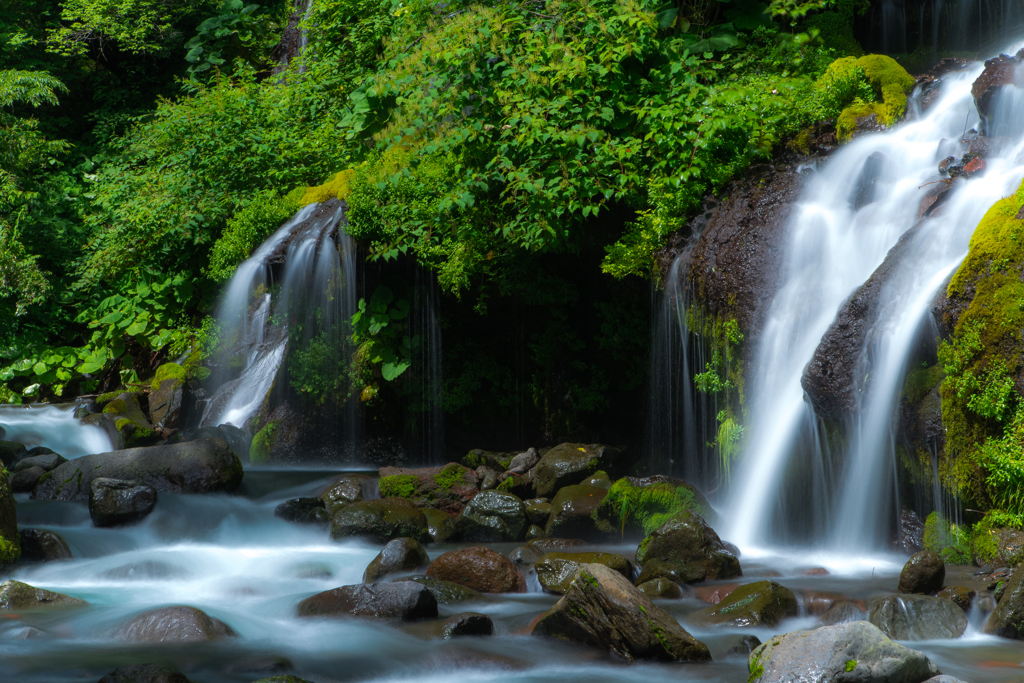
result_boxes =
[508,447,539,471]
[102,391,157,447]
[393,577,484,604]
[441,612,493,638]
[897,508,925,554]
[329,498,428,543]
[983,564,1024,637]
[525,524,545,539]
[977,527,1024,567]
[581,471,612,489]
[363,537,429,582]
[89,478,157,527]
[635,510,741,583]
[693,580,798,628]
[318,474,366,514]
[867,594,967,640]
[544,484,608,540]
[0,467,18,565]
[821,600,867,625]
[508,545,543,565]
[115,606,236,642]
[0,441,27,467]
[149,363,187,429]
[454,490,526,542]
[462,449,516,470]
[98,663,190,683]
[898,550,945,595]
[636,578,683,599]
[921,677,969,683]
[972,50,1024,135]
[0,579,85,610]
[532,443,625,498]
[524,498,552,525]
[495,471,533,498]
[296,582,437,620]
[426,546,523,593]
[274,498,329,527]
[592,474,717,536]
[937,586,976,612]
[11,452,66,472]
[535,552,632,594]
[249,678,314,683]
[527,537,588,552]
[18,529,72,562]
[475,466,498,491]
[532,563,711,662]
[850,151,889,210]
[748,620,939,683]
[729,634,763,656]
[421,508,456,543]
[11,466,46,493]
[31,438,243,501]
[377,463,479,514]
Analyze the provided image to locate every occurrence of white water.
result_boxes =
[0,404,113,458]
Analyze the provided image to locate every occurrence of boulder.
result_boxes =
[18,528,72,562]
[937,585,976,612]
[526,523,545,539]
[508,545,544,565]
[363,537,430,582]
[426,546,523,593]
[102,391,158,447]
[692,580,798,628]
[635,510,741,583]
[544,484,608,540]
[983,563,1024,637]
[274,498,329,527]
[31,438,243,501]
[149,363,187,429]
[98,664,190,683]
[476,466,498,491]
[524,498,552,526]
[0,467,18,565]
[535,552,632,594]
[972,50,1024,135]
[495,471,533,498]
[821,600,867,625]
[462,449,516,471]
[532,563,711,662]
[455,490,526,542]
[11,466,46,493]
[115,605,236,642]
[532,443,625,498]
[636,578,684,599]
[898,550,945,595]
[377,463,479,514]
[592,475,716,537]
[527,537,588,553]
[329,498,428,543]
[318,474,366,514]
[508,447,539,472]
[867,594,967,640]
[440,612,493,638]
[89,478,157,527]
[11,451,66,472]
[0,579,85,610]
[0,441,27,467]
[393,577,484,604]
[421,508,456,543]
[296,582,437,620]
[748,621,939,683]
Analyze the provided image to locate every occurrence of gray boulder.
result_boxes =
[508,447,539,471]
[898,550,945,595]
[11,452,66,472]
[274,498,329,527]
[115,605,236,642]
[984,563,1024,637]
[18,528,72,562]
[89,478,157,527]
[532,443,625,498]
[0,579,86,610]
[455,490,526,542]
[748,621,940,683]
[318,474,366,514]
[867,594,967,640]
[296,582,437,620]
[363,537,429,582]
[11,466,46,493]
[635,510,741,583]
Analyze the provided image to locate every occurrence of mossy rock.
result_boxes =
[592,476,713,538]
[455,490,526,542]
[0,579,86,610]
[532,443,626,498]
[462,449,516,471]
[151,363,187,391]
[0,468,19,565]
[329,498,429,543]
[636,510,741,584]
[534,552,632,594]
[250,420,282,464]
[376,463,479,514]
[819,55,915,142]
[691,580,798,628]
[298,169,355,206]
[394,577,484,604]
[102,393,154,447]
[922,512,971,564]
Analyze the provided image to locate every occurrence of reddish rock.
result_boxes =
[427,546,525,593]
[377,463,479,514]
[972,50,1024,134]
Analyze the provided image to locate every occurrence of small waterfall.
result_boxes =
[0,404,113,458]
[272,0,315,75]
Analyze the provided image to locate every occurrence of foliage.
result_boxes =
[207,187,302,282]
[715,410,744,483]
[185,0,286,76]
[351,285,418,384]
[48,0,206,57]
[593,477,705,538]
[922,511,971,564]
[817,55,914,141]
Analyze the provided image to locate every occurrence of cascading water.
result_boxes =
[0,404,112,458]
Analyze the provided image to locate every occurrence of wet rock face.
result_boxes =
[426,546,524,593]
[867,594,967,640]
[0,579,86,610]
[421,508,456,543]
[635,510,741,584]
[363,537,430,583]
[535,552,632,594]
[544,484,608,540]
[11,451,66,472]
[319,474,366,514]
[296,582,438,621]
[329,498,429,543]
[274,497,329,527]
[10,466,46,493]
[532,563,711,662]
[748,620,939,683]
[937,585,976,612]
[898,550,945,595]
[693,580,798,628]
[455,490,527,542]
[532,443,626,498]
[636,577,684,599]
[18,528,72,562]
[115,606,236,642]
[972,50,1024,135]
[89,478,157,527]
[983,564,1024,638]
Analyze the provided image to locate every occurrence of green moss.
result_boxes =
[593,478,705,537]
[299,169,356,207]
[96,391,120,406]
[249,420,281,464]
[971,518,1001,564]
[379,474,419,499]
[904,364,945,404]
[845,660,857,673]
[152,362,186,391]
[819,55,915,142]
[432,463,466,491]
[114,417,132,431]
[103,398,129,415]
[923,511,971,564]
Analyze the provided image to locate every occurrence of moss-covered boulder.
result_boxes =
[149,363,187,429]
[868,594,967,640]
[692,580,798,628]
[818,55,916,142]
[0,467,19,565]
[249,419,282,465]
[0,580,86,610]
[454,490,526,542]
[544,484,609,540]
[329,498,429,543]
[532,443,626,498]
[592,475,714,538]
[525,498,552,526]
[102,392,158,449]
[377,463,479,514]
[462,449,516,471]
[635,510,741,584]
[535,551,632,594]
[984,563,1024,638]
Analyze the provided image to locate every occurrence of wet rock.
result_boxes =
[31,438,243,501]
[898,550,945,595]
[851,152,889,210]
[897,508,925,554]
[297,582,437,620]
[581,471,612,489]
[426,546,523,593]
[532,443,626,498]
[115,605,236,642]
[377,463,479,514]
[635,510,741,584]
[11,466,46,493]
[441,612,493,638]
[98,663,191,683]
[18,529,72,562]
[274,497,329,527]
[363,537,430,582]
[972,50,1024,135]
[0,579,86,610]
[820,600,867,625]
[102,391,157,447]
[508,545,543,565]
[455,490,526,542]
[527,537,588,553]
[636,578,683,599]
[149,363,186,429]
[748,620,939,683]
[544,484,608,540]
[937,585,976,612]
[921,677,969,683]
[729,634,763,657]
[535,552,632,594]
[508,447,539,471]
[524,498,552,526]
[693,580,798,628]
[89,478,157,527]
[475,466,498,491]
[525,524,545,539]
[592,474,718,534]
[867,594,967,640]
[532,563,711,662]
[393,577,484,604]
[983,564,1024,637]
[0,441,27,467]
[329,498,428,543]
[318,474,366,514]
[421,508,456,543]
[495,471,533,498]
[462,449,515,471]
[11,452,66,472]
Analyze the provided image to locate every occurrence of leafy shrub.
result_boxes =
[207,188,303,282]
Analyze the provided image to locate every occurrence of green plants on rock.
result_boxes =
[923,511,971,564]
[249,419,281,464]
[378,474,419,499]
[207,188,303,282]
[594,477,705,538]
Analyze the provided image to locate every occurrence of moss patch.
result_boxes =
[152,362,186,391]
[923,511,971,564]
[432,463,466,491]
[904,364,945,404]
[299,169,356,206]
[379,474,419,499]
[819,55,915,142]
[250,419,281,464]
[592,477,706,537]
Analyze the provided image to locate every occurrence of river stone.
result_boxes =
[528,537,588,552]
[318,473,366,514]
[748,620,940,683]
[524,498,552,526]
[89,478,157,527]
[274,498,329,527]
[532,563,711,662]
[329,498,429,543]
[693,580,798,628]
[11,452,66,472]
[11,466,46,493]
[421,508,456,543]
[867,594,967,640]
[98,663,190,683]
[441,612,494,638]
[476,466,498,491]
[636,578,684,599]
[455,490,526,542]
[115,605,236,642]
[535,552,632,594]
[393,577,484,604]
[377,463,479,514]
[898,550,945,595]
[0,441,27,467]
[0,468,18,565]
[0,580,86,610]
[508,447,539,471]
[983,563,1024,637]
[296,582,437,620]
[544,484,609,540]
[18,529,72,562]
[363,537,429,582]
[821,600,867,625]
[937,585,975,612]
[532,443,625,498]
[581,471,612,489]
[508,545,544,565]
[426,546,523,593]
[526,524,545,539]
[149,363,186,429]
[31,438,243,501]
[635,510,741,583]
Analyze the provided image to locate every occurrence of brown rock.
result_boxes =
[426,546,524,593]
[363,537,430,583]
[972,50,1024,134]
[898,550,945,594]
[937,585,976,612]
[114,606,235,642]
[377,463,479,514]
[296,582,437,620]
